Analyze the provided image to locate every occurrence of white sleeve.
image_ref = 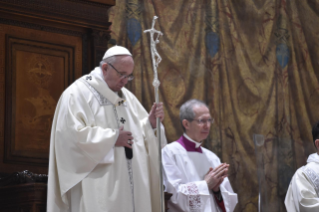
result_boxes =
[219,178,238,212]
[54,84,119,198]
[162,147,211,212]
[286,169,319,212]
[285,177,298,212]
[207,154,237,212]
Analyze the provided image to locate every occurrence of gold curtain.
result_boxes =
[108,0,319,211]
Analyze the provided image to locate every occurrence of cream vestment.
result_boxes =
[162,135,238,212]
[285,153,319,212]
[47,67,166,212]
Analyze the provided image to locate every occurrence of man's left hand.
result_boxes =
[205,164,229,192]
[149,102,164,129]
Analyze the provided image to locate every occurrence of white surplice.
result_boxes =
[162,138,238,212]
[285,153,319,212]
[47,67,167,212]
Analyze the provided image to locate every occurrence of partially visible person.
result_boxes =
[285,121,319,212]
[162,99,238,212]
[47,45,167,212]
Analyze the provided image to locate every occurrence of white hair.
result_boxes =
[179,99,208,131]
[99,56,118,68]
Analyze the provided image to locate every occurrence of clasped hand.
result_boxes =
[115,102,164,147]
[149,102,165,129]
[204,163,229,192]
[115,126,134,148]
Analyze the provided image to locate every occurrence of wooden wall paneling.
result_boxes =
[0,16,89,76]
[0,23,83,174]
[0,183,47,212]
[0,23,4,176]
[0,0,114,74]
[0,0,113,31]
[5,36,76,166]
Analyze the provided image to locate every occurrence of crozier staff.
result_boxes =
[144,15,165,212]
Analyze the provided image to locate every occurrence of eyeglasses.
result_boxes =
[107,63,134,81]
[191,118,214,125]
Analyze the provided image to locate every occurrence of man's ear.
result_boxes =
[102,63,108,73]
[182,119,189,131]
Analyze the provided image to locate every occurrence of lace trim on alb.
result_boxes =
[303,166,319,197]
[127,159,135,211]
[180,182,201,212]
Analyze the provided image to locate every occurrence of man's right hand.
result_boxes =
[204,163,229,191]
[115,126,134,148]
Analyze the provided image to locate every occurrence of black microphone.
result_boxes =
[120,116,133,159]
[125,146,133,159]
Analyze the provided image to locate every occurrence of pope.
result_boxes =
[47,46,167,212]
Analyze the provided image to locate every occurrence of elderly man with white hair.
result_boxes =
[47,46,167,212]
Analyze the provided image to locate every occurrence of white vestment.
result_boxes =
[162,136,238,212]
[285,153,319,212]
[47,67,167,212]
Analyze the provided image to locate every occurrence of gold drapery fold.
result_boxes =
[108,0,319,211]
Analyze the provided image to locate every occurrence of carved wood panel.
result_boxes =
[0,23,82,173]
[5,36,75,165]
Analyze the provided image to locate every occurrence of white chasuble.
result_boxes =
[47,67,167,212]
[285,153,319,212]
[162,138,238,212]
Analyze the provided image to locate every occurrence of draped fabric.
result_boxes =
[108,0,319,211]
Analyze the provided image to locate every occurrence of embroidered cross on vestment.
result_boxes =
[120,117,126,124]
[118,100,124,106]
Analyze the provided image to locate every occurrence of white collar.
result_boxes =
[183,133,202,148]
[91,66,105,82]
[307,153,319,164]
[85,67,125,106]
